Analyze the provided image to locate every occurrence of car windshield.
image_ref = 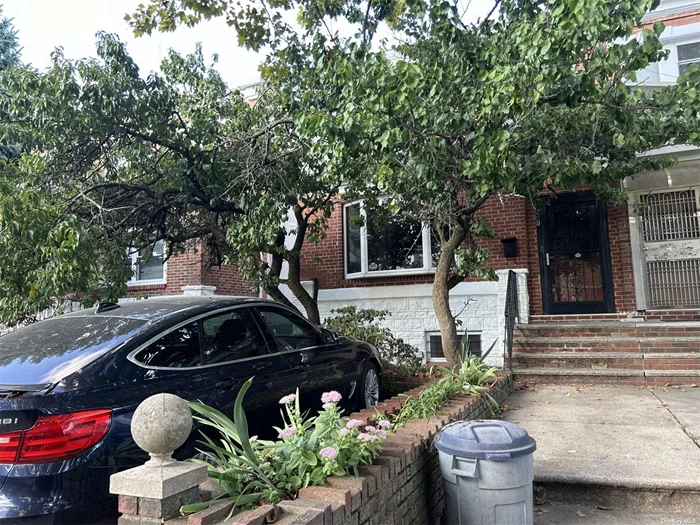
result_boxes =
[0,316,147,386]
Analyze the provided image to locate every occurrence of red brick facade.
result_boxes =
[126,246,257,298]
[296,192,639,318]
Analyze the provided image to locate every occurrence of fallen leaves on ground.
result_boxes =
[597,506,612,511]
[575,509,586,517]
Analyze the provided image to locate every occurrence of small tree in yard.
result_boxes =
[0,33,355,325]
[131,0,700,367]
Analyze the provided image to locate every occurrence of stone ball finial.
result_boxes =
[131,393,193,467]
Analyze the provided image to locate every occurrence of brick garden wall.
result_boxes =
[183,376,512,525]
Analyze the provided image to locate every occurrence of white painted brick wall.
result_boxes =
[281,270,529,369]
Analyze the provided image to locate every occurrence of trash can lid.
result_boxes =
[434,420,536,461]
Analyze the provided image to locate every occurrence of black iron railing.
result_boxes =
[504,270,519,373]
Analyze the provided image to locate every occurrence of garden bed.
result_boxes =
[183,373,512,525]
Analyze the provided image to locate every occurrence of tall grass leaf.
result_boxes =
[233,378,256,462]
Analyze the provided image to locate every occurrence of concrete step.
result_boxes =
[513,367,699,385]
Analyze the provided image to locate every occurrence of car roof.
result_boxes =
[61,295,274,322]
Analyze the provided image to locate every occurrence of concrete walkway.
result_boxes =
[501,383,700,520]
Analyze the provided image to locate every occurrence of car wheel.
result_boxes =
[358,363,380,409]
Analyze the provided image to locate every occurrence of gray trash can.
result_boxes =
[434,420,536,525]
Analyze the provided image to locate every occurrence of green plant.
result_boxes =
[390,351,500,429]
[184,380,387,517]
[323,306,423,378]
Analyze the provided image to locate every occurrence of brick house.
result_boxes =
[129,0,700,383]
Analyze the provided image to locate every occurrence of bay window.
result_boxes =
[344,201,439,277]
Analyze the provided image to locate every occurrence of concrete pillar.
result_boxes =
[109,394,207,524]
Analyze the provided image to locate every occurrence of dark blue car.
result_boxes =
[0,297,381,524]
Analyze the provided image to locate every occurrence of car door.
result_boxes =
[116,321,211,465]
[197,307,297,439]
[254,305,357,411]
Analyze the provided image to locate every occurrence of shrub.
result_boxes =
[323,306,422,378]
[184,378,388,517]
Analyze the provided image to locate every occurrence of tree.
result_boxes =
[0,4,20,71]
[0,34,302,324]
[129,0,700,367]
[0,31,365,325]
[0,3,21,161]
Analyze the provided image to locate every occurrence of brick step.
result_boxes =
[516,321,700,339]
[510,352,700,370]
[513,337,700,353]
[513,368,700,385]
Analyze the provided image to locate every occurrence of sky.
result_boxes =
[3,0,497,89]
[2,0,264,88]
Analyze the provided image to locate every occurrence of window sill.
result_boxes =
[344,268,436,280]
[127,280,167,288]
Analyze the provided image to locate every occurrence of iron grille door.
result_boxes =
[538,192,615,314]
[636,188,700,309]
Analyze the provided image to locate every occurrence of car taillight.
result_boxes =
[0,431,22,463]
[0,409,111,464]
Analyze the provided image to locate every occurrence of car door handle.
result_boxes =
[215,378,240,390]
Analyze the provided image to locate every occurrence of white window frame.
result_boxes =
[343,200,436,279]
[424,331,481,363]
[676,39,700,77]
[127,240,167,286]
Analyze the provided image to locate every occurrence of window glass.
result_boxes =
[428,334,481,360]
[678,42,700,75]
[366,206,425,272]
[257,307,323,350]
[201,309,268,364]
[134,322,201,368]
[345,203,362,274]
[136,240,165,281]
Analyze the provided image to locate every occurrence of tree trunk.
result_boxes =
[432,223,469,368]
[280,206,321,324]
[286,252,321,324]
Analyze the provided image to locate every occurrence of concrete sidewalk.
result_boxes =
[501,383,700,520]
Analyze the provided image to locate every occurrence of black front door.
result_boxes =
[538,192,615,314]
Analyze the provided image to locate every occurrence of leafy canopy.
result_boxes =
[0,33,301,324]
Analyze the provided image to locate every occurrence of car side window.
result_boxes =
[201,308,268,364]
[257,306,324,350]
[133,322,201,368]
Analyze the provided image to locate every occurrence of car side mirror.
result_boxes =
[322,328,338,343]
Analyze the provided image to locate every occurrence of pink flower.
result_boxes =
[319,447,338,459]
[278,426,297,439]
[378,420,392,429]
[323,403,335,409]
[339,428,349,436]
[357,432,377,442]
[321,391,342,404]
[346,419,364,429]
[279,393,297,405]
[377,430,388,439]
[249,435,258,443]
[365,426,377,433]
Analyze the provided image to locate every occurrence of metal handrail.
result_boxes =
[504,270,519,374]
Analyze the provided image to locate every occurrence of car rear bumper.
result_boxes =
[0,461,116,523]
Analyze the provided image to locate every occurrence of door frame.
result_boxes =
[537,191,616,315]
